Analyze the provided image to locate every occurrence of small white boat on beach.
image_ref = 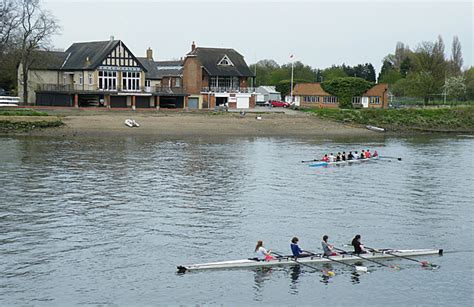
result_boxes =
[124,119,140,127]
[366,125,386,132]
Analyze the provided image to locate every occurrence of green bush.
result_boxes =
[321,77,374,108]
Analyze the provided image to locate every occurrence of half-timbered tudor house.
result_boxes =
[19,39,160,108]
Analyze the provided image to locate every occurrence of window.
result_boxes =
[175,78,181,87]
[370,97,380,104]
[323,96,338,104]
[122,71,140,91]
[145,80,151,87]
[98,70,117,90]
[217,55,234,66]
[88,73,93,85]
[79,73,83,85]
[209,76,239,89]
[352,97,361,104]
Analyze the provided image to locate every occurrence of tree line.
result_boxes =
[378,36,472,102]
[0,0,59,101]
[250,35,472,104]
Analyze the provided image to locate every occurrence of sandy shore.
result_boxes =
[1,109,378,138]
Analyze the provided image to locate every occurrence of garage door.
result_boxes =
[110,96,127,108]
[136,96,151,108]
[236,97,249,109]
[188,97,199,109]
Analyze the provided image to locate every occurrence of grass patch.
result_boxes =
[302,106,474,131]
[0,119,64,132]
[0,108,50,116]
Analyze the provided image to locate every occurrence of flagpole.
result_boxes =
[290,55,294,103]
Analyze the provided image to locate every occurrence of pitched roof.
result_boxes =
[137,59,183,79]
[256,86,280,94]
[29,50,68,70]
[137,57,160,79]
[60,40,121,70]
[187,47,254,77]
[293,83,330,96]
[363,83,388,96]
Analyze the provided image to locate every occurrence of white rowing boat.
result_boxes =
[366,125,386,132]
[309,156,379,167]
[177,248,443,273]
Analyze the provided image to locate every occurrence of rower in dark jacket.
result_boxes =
[351,234,367,254]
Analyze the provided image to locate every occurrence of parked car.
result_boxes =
[270,100,290,108]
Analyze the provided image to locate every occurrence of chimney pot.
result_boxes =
[146,47,153,60]
[192,41,196,51]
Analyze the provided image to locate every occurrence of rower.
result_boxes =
[255,240,273,261]
[351,234,367,254]
[322,154,329,162]
[366,149,371,158]
[328,153,335,162]
[291,237,311,258]
[360,150,366,159]
[373,150,378,157]
[342,152,347,161]
[354,151,360,159]
[321,235,339,256]
[336,152,341,162]
[348,151,354,160]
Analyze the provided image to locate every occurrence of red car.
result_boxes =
[270,100,290,108]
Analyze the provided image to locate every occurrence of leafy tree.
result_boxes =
[443,76,466,100]
[321,66,347,81]
[448,36,463,76]
[321,77,373,108]
[405,71,438,104]
[391,77,411,97]
[463,67,474,100]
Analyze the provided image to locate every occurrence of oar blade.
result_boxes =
[355,266,368,272]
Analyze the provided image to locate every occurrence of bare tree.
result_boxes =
[18,0,59,103]
[0,0,19,55]
[449,36,463,76]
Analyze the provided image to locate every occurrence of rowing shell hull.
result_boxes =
[309,156,379,167]
[178,249,442,272]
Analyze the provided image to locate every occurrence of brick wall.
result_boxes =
[183,57,202,94]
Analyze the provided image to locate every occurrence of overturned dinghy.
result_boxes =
[125,119,140,127]
[366,125,386,132]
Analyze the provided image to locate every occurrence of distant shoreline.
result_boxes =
[1,108,472,138]
[0,109,376,138]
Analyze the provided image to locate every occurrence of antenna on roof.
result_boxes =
[110,35,115,41]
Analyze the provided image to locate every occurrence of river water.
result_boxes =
[0,134,473,306]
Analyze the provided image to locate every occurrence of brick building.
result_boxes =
[182,42,256,110]
[292,82,389,109]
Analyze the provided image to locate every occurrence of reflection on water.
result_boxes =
[0,135,472,305]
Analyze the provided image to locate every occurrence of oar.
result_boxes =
[366,247,438,268]
[304,250,367,272]
[379,156,402,161]
[334,247,400,270]
[301,159,320,163]
[272,251,322,272]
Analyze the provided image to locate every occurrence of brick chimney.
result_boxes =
[191,41,196,51]
[146,47,153,60]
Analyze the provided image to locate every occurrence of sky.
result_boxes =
[43,0,473,74]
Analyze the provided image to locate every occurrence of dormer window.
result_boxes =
[218,55,234,66]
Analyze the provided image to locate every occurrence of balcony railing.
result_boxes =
[201,86,255,93]
[37,84,186,95]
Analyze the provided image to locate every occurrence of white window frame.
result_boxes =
[98,71,117,91]
[217,55,234,66]
[88,73,93,85]
[79,73,83,85]
[122,71,140,91]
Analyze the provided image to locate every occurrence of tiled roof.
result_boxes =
[363,83,388,96]
[293,83,330,96]
[137,59,183,79]
[29,50,68,70]
[61,40,121,70]
[187,47,254,77]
